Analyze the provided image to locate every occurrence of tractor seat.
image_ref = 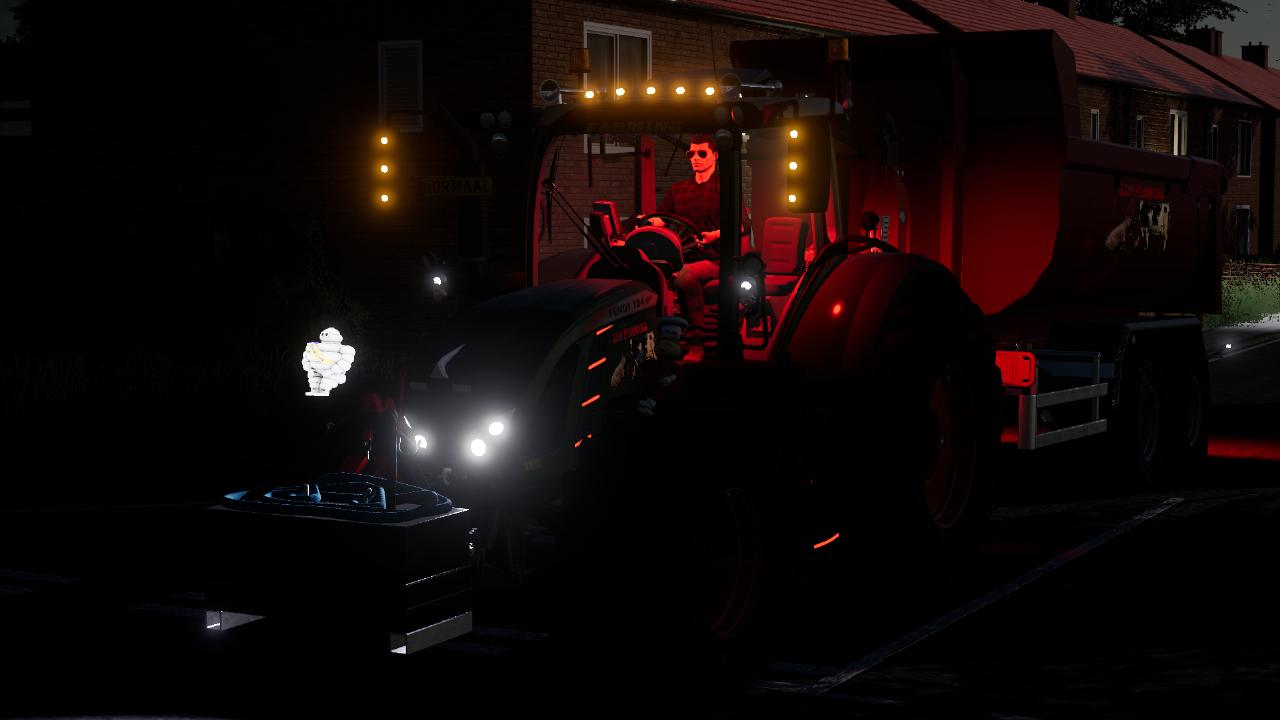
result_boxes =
[702,216,810,303]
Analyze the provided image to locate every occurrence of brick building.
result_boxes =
[22,0,1277,357]
[525,0,930,257]
[902,0,1262,257]
[1150,31,1280,257]
[340,0,934,348]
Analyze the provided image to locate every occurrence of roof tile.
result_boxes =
[1148,36,1280,111]
[685,0,935,36]
[909,0,1255,105]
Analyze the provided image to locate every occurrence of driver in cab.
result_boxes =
[648,134,733,360]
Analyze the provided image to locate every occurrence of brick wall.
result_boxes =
[245,2,536,351]
[1273,117,1280,253]
[1078,82,1112,140]
[531,0,808,258]
[1223,112,1262,256]
[1222,260,1280,279]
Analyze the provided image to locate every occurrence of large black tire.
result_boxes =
[553,390,798,702]
[1164,338,1210,485]
[822,272,1001,610]
[1110,343,1175,490]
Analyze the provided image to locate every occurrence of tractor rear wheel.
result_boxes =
[830,274,1001,609]
[554,395,796,702]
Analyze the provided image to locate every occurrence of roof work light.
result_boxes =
[785,118,831,213]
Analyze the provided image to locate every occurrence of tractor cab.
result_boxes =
[528,78,845,362]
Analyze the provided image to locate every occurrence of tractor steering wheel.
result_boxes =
[635,212,705,255]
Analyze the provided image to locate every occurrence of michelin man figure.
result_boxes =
[301,327,357,396]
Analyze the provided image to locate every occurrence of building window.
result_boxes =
[583,22,651,153]
[1169,110,1188,156]
[1090,109,1100,140]
[378,40,423,133]
[1209,124,1219,161]
[1234,205,1251,255]
[1237,120,1253,176]
[1135,115,1145,149]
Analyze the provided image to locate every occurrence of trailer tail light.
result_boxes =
[581,394,601,408]
[595,324,614,336]
[995,350,1036,388]
[813,533,840,549]
[831,302,843,317]
[588,356,607,370]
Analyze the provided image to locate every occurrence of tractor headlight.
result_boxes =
[484,409,515,439]
[414,434,430,451]
[465,409,514,461]
[737,253,766,315]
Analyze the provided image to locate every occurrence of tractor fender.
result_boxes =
[782,251,962,388]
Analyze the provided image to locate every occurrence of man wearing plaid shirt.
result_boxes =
[648,134,738,360]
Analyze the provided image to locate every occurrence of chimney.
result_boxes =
[1186,27,1223,57]
[1242,42,1270,68]
[1036,0,1076,19]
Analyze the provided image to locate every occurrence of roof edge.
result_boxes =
[1144,35,1279,113]
[652,0,842,37]
[884,0,962,35]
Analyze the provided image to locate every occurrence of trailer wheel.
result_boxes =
[1165,341,1210,482]
[1111,349,1173,489]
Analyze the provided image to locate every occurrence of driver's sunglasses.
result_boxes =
[686,150,710,159]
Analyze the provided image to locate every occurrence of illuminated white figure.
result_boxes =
[301,327,356,396]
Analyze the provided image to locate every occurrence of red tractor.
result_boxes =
[209,30,1220,683]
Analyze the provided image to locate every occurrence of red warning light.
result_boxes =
[995,350,1036,388]
[588,357,608,370]
[595,324,614,336]
[813,533,840,549]
[581,394,601,408]
[831,302,843,317]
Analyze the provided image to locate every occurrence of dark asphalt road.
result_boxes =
[1,332,1277,719]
